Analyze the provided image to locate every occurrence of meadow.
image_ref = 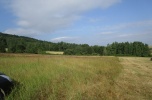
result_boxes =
[45,51,64,55]
[0,54,152,100]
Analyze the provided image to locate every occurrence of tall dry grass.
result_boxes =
[0,54,122,100]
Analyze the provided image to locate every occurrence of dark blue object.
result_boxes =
[0,72,14,99]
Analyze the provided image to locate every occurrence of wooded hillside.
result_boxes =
[0,32,150,56]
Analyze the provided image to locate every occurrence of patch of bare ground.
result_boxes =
[115,57,152,100]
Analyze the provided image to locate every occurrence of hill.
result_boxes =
[0,32,39,42]
[0,32,55,53]
[0,32,105,55]
[0,32,151,57]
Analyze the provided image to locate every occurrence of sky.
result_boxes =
[0,0,152,46]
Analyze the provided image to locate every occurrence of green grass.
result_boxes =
[1,54,152,100]
[0,54,122,100]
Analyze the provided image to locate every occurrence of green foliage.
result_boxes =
[0,36,7,52]
[0,32,53,54]
[0,32,150,56]
[106,41,150,57]
[0,32,105,55]
[63,44,104,55]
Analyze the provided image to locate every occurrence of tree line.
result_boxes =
[106,42,150,57]
[0,32,151,57]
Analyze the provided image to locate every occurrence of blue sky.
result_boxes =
[0,0,152,46]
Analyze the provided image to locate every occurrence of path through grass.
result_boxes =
[114,57,152,100]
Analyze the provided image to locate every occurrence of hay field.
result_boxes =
[115,57,152,99]
[46,51,64,55]
[0,54,152,100]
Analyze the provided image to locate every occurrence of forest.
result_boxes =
[0,32,151,57]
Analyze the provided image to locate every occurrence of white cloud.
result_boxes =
[117,34,133,37]
[17,20,30,27]
[115,32,152,43]
[5,0,121,35]
[90,20,152,45]
[88,18,103,23]
[101,20,152,31]
[99,31,116,35]
[5,28,40,37]
[51,36,79,43]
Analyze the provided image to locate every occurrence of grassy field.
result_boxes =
[0,54,152,100]
[45,51,64,55]
[149,46,152,48]
[115,57,152,99]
